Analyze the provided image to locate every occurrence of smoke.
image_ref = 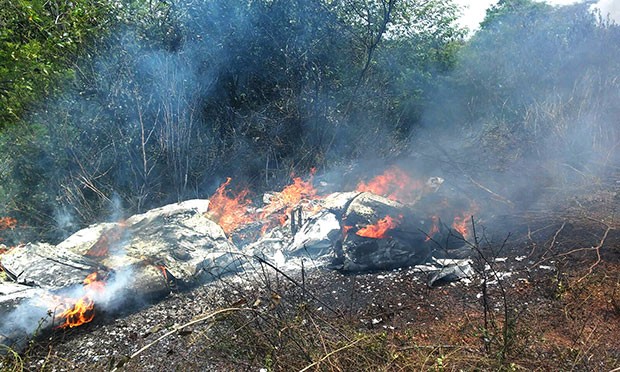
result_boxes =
[407,1,620,223]
[0,193,137,347]
[593,0,620,22]
[8,0,614,244]
[0,266,135,344]
[53,206,76,240]
[109,193,124,223]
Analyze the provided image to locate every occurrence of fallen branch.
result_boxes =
[111,307,255,371]
[464,174,514,207]
[530,221,567,265]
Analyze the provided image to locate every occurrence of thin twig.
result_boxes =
[298,336,367,372]
[111,307,254,371]
[577,226,611,283]
[253,255,338,315]
[464,174,514,207]
[548,221,566,254]
[530,221,566,265]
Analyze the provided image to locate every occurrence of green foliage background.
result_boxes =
[0,0,618,243]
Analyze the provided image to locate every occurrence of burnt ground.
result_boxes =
[3,184,620,371]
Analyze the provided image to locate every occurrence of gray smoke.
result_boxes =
[0,266,134,347]
[408,1,619,221]
[593,0,620,22]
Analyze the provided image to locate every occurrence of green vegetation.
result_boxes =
[0,0,121,127]
[0,0,619,244]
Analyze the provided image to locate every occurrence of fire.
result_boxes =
[355,215,399,239]
[356,166,425,203]
[0,216,17,230]
[85,222,127,257]
[56,272,106,329]
[452,215,468,236]
[58,297,95,329]
[425,216,440,241]
[206,172,321,236]
[451,202,479,238]
[260,172,320,231]
[0,216,17,246]
[206,178,255,235]
[158,265,169,281]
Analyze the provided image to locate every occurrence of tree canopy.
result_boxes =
[1,0,618,243]
[0,0,465,242]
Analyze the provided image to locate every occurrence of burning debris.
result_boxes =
[356,166,444,204]
[54,272,106,329]
[0,200,241,351]
[0,166,477,352]
[334,192,467,271]
[205,178,254,235]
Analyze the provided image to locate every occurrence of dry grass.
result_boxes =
[2,191,620,371]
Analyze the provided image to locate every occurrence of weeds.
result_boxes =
[3,214,620,370]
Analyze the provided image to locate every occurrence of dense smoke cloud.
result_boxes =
[412,0,620,220]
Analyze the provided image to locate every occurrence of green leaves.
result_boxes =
[0,0,121,128]
[0,0,467,242]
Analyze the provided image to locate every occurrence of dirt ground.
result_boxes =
[3,183,620,371]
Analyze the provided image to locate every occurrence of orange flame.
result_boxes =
[259,172,320,232]
[452,215,469,237]
[356,215,399,239]
[356,166,424,203]
[451,203,479,238]
[85,222,127,258]
[206,178,255,235]
[58,297,96,329]
[425,216,440,241]
[0,217,17,230]
[0,216,17,245]
[158,265,168,281]
[57,272,105,329]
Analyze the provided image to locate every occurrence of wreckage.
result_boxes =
[0,168,475,352]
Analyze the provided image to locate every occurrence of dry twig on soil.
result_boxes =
[110,307,256,371]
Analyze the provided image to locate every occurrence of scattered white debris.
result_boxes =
[539,265,554,271]
[515,256,527,262]
[372,318,382,325]
[273,250,286,267]
[497,272,512,279]
[494,257,508,262]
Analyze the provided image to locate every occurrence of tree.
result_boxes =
[0,0,126,129]
[419,0,620,188]
[0,0,466,242]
